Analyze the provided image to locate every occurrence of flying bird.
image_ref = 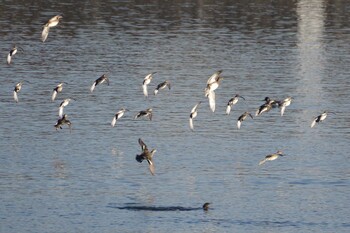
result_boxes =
[111,108,128,127]
[259,150,284,166]
[204,70,223,97]
[51,82,67,101]
[142,72,156,97]
[311,111,335,128]
[278,97,292,116]
[55,114,72,133]
[58,98,73,118]
[189,101,201,130]
[7,45,23,65]
[136,138,157,175]
[154,80,171,95]
[255,98,275,116]
[134,108,153,120]
[13,81,23,103]
[41,15,63,42]
[226,94,245,115]
[90,74,109,93]
[237,111,253,129]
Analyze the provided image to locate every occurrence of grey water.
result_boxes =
[1,0,350,232]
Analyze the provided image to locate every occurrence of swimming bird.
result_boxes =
[58,98,73,118]
[90,74,109,93]
[54,114,72,133]
[202,203,211,211]
[13,81,23,103]
[111,108,128,127]
[154,80,170,95]
[51,82,67,101]
[311,111,335,128]
[134,108,153,120]
[189,101,201,130]
[142,72,156,98]
[237,111,253,129]
[226,94,245,115]
[41,15,63,42]
[136,138,157,175]
[204,70,223,97]
[259,150,284,166]
[7,45,23,65]
[278,97,292,116]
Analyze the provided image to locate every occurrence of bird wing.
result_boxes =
[41,26,50,42]
[259,159,267,166]
[111,116,117,127]
[311,118,317,128]
[7,53,12,65]
[13,91,18,103]
[191,102,201,113]
[237,120,242,129]
[52,90,57,101]
[207,70,221,85]
[138,138,147,151]
[90,82,96,93]
[147,159,155,176]
[189,118,194,131]
[142,84,148,97]
[280,105,286,116]
[208,91,215,112]
[226,105,231,115]
[58,106,64,118]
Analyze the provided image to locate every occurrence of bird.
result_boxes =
[311,111,335,128]
[204,70,223,97]
[90,74,109,93]
[41,15,63,42]
[51,82,67,101]
[142,72,156,97]
[13,81,23,103]
[58,98,73,118]
[278,97,292,116]
[207,90,216,112]
[7,45,23,65]
[136,138,157,175]
[54,114,72,133]
[111,108,128,127]
[134,108,153,120]
[237,112,253,129]
[263,97,278,107]
[259,150,284,166]
[202,203,211,211]
[189,101,201,131]
[226,94,245,115]
[255,100,274,116]
[154,80,170,95]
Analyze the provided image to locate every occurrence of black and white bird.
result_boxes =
[278,97,292,116]
[58,98,73,118]
[154,80,170,95]
[41,15,63,42]
[259,150,284,166]
[111,108,128,127]
[136,138,157,175]
[55,114,72,133]
[142,72,156,97]
[134,108,153,120]
[90,74,109,93]
[205,71,223,112]
[51,82,67,101]
[189,101,201,131]
[226,94,245,115]
[7,45,23,65]
[13,81,23,103]
[237,111,253,129]
[311,111,335,128]
[255,99,275,116]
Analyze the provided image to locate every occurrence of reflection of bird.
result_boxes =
[142,72,156,97]
[136,138,157,175]
[311,111,335,128]
[13,82,23,103]
[55,114,72,133]
[41,15,63,42]
[226,94,245,115]
[189,101,201,131]
[90,74,109,92]
[52,82,67,101]
[58,98,73,118]
[7,45,23,65]
[237,112,253,129]
[111,108,128,127]
[134,108,153,120]
[154,80,170,95]
[259,150,284,166]
[278,97,292,116]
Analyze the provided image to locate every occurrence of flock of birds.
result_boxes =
[6,15,336,177]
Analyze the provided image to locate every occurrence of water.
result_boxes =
[1,0,350,232]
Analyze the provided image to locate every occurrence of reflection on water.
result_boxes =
[1,1,350,232]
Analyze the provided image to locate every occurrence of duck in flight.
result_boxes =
[134,108,153,120]
[136,138,157,175]
[55,114,72,133]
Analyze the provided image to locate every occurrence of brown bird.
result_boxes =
[259,150,284,166]
[54,114,72,133]
[41,15,63,42]
[136,138,157,175]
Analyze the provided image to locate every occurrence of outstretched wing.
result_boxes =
[138,138,147,151]
[41,26,50,42]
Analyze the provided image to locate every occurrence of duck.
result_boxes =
[54,114,72,133]
[142,72,156,98]
[136,138,157,175]
[41,15,63,42]
[90,74,109,93]
[259,150,284,166]
[111,108,128,127]
[226,94,245,115]
[189,101,201,130]
[311,111,335,128]
[237,112,253,129]
[51,82,67,101]
[154,80,170,95]
[134,108,153,120]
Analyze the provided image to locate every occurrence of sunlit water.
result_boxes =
[1,1,350,232]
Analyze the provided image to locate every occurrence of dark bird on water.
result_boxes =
[154,80,171,95]
[134,108,153,120]
[55,114,72,133]
[136,138,157,175]
[90,74,109,93]
[237,111,253,129]
[311,111,335,128]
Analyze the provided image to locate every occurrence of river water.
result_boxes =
[1,0,349,232]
